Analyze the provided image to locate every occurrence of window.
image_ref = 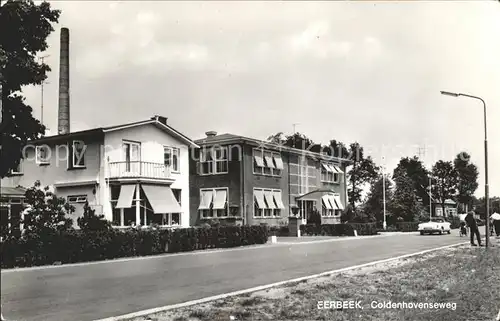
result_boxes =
[198,188,229,218]
[123,141,141,172]
[198,147,228,175]
[35,146,50,165]
[253,149,282,176]
[68,140,86,168]
[67,195,88,203]
[321,163,340,183]
[253,188,284,217]
[164,146,180,173]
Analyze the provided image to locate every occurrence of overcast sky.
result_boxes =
[24,1,500,197]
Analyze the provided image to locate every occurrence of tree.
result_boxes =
[472,196,500,219]
[453,152,479,212]
[22,180,74,235]
[346,142,379,210]
[0,0,60,178]
[389,172,425,222]
[431,160,457,217]
[393,156,430,211]
[77,202,112,231]
[363,174,393,224]
[266,131,315,150]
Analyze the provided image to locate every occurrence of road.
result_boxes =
[1,231,476,321]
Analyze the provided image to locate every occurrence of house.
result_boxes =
[189,132,352,227]
[432,198,458,218]
[0,116,199,230]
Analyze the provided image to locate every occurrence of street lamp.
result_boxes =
[440,90,490,247]
[382,156,387,230]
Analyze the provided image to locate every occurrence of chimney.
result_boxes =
[152,115,167,126]
[205,131,217,138]
[58,27,70,135]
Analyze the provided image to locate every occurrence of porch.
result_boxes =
[294,189,344,224]
[109,183,184,228]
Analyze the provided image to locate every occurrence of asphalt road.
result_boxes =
[1,231,476,321]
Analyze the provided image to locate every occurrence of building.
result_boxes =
[189,132,352,227]
[432,198,458,218]
[0,116,199,229]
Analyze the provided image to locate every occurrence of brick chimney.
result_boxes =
[58,27,70,134]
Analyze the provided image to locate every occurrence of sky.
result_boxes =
[23,1,500,197]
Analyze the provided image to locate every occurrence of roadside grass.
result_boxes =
[133,245,500,321]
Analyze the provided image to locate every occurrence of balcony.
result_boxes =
[107,161,173,183]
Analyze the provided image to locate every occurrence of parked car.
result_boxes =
[418,217,452,235]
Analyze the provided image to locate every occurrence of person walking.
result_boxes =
[490,212,500,237]
[465,211,482,246]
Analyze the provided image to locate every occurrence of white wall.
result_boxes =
[103,124,191,227]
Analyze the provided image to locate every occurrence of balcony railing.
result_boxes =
[108,161,171,180]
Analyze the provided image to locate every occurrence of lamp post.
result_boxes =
[440,90,490,248]
[382,156,387,230]
[429,177,432,219]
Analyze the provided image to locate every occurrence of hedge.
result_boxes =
[300,223,378,236]
[0,225,268,269]
[395,222,419,232]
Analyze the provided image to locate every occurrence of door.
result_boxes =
[123,141,141,175]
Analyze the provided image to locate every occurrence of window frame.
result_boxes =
[69,140,86,169]
[320,163,340,184]
[67,195,88,203]
[164,146,181,173]
[35,145,50,165]
[199,187,229,218]
[253,148,282,177]
[253,188,283,218]
[198,147,229,176]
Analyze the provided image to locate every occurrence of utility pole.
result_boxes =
[429,177,432,219]
[39,55,50,125]
[382,156,387,230]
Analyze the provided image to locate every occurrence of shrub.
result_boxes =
[0,225,268,268]
[77,202,112,231]
[299,223,377,237]
[395,222,419,232]
[269,225,289,236]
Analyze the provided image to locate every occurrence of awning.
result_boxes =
[212,189,227,209]
[273,191,285,209]
[254,155,265,167]
[321,163,332,172]
[142,185,182,213]
[264,156,275,168]
[198,190,213,210]
[254,190,266,208]
[328,195,339,210]
[273,155,284,170]
[264,191,276,209]
[115,185,136,208]
[333,195,344,210]
[322,195,333,209]
[333,166,343,174]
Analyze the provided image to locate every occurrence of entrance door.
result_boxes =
[123,141,141,175]
[297,200,315,224]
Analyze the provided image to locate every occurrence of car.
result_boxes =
[418,217,452,235]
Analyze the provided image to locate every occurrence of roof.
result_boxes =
[29,117,199,148]
[432,198,456,205]
[1,186,26,198]
[195,133,353,164]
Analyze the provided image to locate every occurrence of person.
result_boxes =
[494,217,500,237]
[459,221,467,237]
[465,211,482,246]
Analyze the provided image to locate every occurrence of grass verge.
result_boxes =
[132,245,500,321]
